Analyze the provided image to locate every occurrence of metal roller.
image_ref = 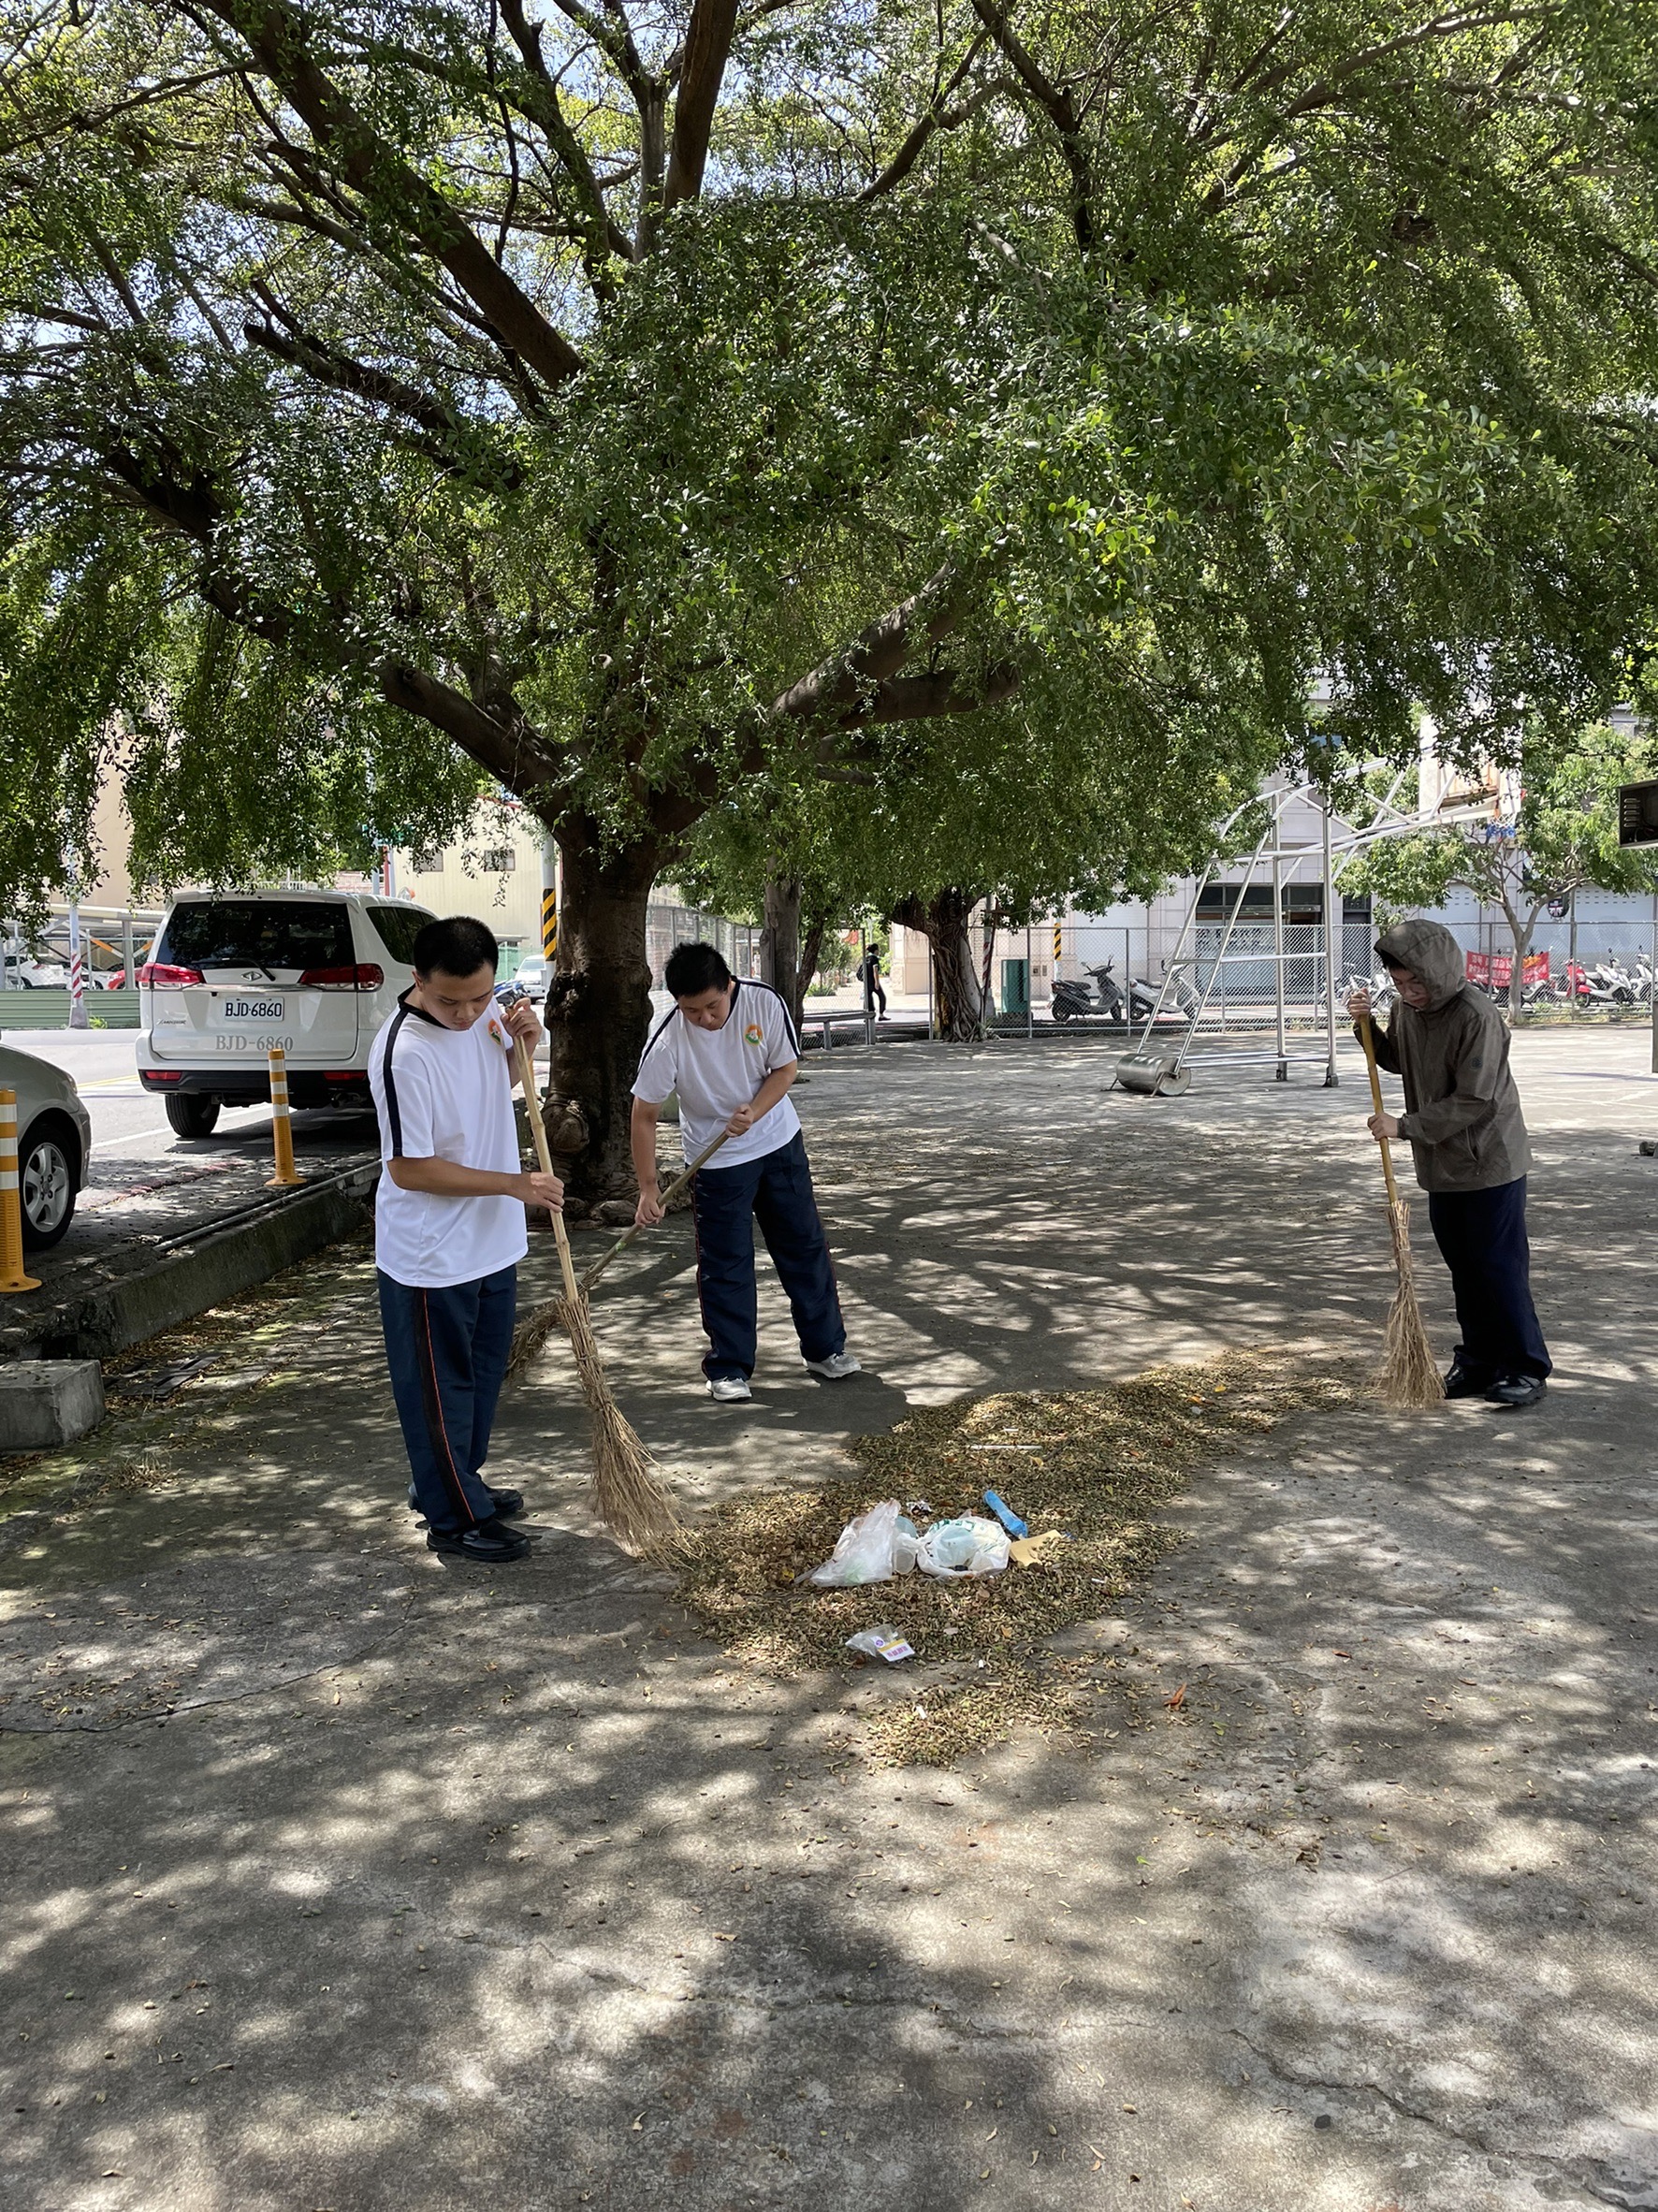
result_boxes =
[1113,1051,1191,1097]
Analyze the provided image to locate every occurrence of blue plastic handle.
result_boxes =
[982,1489,1028,1538]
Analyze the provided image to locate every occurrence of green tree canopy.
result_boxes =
[5,0,1658,1176]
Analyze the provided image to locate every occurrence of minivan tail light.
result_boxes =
[298,964,384,992]
[137,962,205,988]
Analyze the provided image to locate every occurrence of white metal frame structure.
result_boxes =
[1122,770,1422,1087]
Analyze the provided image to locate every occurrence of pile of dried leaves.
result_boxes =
[675,1352,1353,1766]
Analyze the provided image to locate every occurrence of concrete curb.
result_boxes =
[1,1159,380,1363]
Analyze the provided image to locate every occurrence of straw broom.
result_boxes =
[1356,1006,1444,1407]
[512,1035,685,1554]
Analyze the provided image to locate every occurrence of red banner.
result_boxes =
[1465,950,1549,988]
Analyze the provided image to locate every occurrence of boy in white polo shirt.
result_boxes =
[368,914,562,1561]
[631,940,859,1403]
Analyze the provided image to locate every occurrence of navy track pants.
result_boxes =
[1427,1177,1551,1382]
[692,1132,845,1380]
[378,1264,516,1531]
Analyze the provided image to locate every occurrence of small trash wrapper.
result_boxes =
[845,1626,915,1663]
[1008,1530,1070,1567]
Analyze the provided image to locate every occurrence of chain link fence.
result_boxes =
[646,903,764,990]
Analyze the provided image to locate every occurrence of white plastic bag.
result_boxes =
[916,1514,1010,1579]
[806,1499,902,1586]
[892,1515,921,1575]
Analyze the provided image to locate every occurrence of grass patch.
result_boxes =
[676,1351,1352,1766]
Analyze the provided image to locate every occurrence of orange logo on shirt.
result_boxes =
[487,1020,506,1047]
[744,1023,764,1047]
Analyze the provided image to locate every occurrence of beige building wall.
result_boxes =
[393,800,548,966]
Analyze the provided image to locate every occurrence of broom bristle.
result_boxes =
[554,1294,686,1555]
[1376,1199,1444,1408]
[506,1295,563,1384]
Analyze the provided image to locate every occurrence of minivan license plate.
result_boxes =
[218,997,285,1019]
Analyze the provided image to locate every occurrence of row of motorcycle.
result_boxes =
[1491,953,1658,1010]
[1343,955,1654,1011]
[1050,952,1658,1026]
[1051,957,1196,1023]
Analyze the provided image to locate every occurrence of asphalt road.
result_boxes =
[11,1030,376,1175]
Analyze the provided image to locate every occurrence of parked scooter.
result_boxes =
[1582,955,1636,1006]
[1128,960,1201,1023]
[1052,959,1128,1022]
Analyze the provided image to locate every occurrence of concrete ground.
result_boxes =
[2,1026,1656,2211]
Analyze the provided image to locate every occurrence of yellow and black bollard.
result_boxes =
[0,1088,41,1292]
[266,1048,301,1188]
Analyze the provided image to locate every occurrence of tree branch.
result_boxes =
[662,0,739,211]
[197,0,585,388]
[100,439,558,791]
[859,38,995,202]
[769,564,971,724]
[967,0,1094,253]
[826,665,1021,730]
[498,0,637,269]
[240,312,525,488]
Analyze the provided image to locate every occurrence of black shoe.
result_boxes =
[409,1484,525,1520]
[427,1515,531,1562]
[1444,1363,1495,1400]
[1485,1374,1547,1409]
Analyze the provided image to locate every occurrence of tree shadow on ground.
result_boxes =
[3,1038,1655,2209]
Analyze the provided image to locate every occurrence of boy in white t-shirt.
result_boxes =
[631,941,859,1403]
[368,915,562,1561]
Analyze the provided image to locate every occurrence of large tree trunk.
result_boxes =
[893,886,990,1041]
[544,827,660,1200]
[797,910,829,1019]
[761,875,810,1030]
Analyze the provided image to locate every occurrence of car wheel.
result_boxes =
[165,1095,222,1139]
[19,1118,78,1250]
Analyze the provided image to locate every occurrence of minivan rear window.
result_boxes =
[366,904,436,966]
[158,901,354,973]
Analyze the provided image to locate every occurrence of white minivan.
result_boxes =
[137,890,437,1138]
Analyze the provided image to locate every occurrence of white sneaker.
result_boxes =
[804,1351,862,1380]
[707,1375,752,1403]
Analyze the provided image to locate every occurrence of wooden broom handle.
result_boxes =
[1355,1005,1403,1212]
[516,1034,581,1304]
[578,1127,733,1294]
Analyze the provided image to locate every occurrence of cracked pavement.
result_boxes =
[2,1026,1655,2210]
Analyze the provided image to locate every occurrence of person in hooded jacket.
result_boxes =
[1347,918,1550,1408]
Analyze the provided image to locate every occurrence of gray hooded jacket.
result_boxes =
[1359,920,1531,1193]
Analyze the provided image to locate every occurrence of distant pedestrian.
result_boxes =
[1348,920,1549,1409]
[369,914,563,1560]
[631,941,859,1403]
[858,943,888,1019]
